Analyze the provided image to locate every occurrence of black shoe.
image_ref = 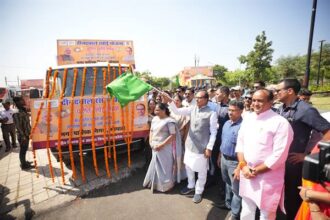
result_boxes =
[5,147,11,152]
[180,187,195,195]
[21,163,33,170]
[26,161,33,165]
[12,145,18,149]
[212,202,231,210]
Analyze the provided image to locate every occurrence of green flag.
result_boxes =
[175,75,180,86]
[106,73,153,107]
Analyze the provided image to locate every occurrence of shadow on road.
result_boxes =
[0,184,35,220]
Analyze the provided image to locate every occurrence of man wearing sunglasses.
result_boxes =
[276,78,330,220]
[182,88,196,107]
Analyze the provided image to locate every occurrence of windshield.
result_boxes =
[48,66,124,98]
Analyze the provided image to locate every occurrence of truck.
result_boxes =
[29,62,149,180]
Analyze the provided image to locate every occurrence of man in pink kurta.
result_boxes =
[235,89,293,220]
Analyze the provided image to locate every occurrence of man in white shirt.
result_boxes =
[165,90,217,203]
[182,88,196,107]
[0,99,17,152]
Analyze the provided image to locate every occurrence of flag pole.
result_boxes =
[128,66,175,103]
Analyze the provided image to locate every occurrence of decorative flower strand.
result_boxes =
[91,67,99,176]
[106,63,111,158]
[68,68,78,179]
[29,68,51,176]
[46,70,58,182]
[30,68,52,138]
[57,68,68,184]
[78,67,87,182]
[102,68,111,177]
[32,149,39,178]
[111,66,118,173]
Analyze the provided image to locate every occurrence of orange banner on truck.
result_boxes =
[57,39,135,67]
[30,95,148,149]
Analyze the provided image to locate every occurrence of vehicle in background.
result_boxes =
[0,86,17,103]
[15,88,43,111]
[30,63,149,157]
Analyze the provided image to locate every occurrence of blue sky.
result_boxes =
[0,0,329,86]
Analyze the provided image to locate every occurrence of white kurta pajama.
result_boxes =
[236,109,293,218]
[169,102,217,194]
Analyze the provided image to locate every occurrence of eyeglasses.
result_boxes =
[184,93,191,96]
[195,96,207,99]
[176,90,181,93]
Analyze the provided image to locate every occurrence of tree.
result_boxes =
[224,69,249,86]
[213,64,228,82]
[239,31,274,81]
[274,55,305,79]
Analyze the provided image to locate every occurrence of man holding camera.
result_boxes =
[276,78,330,220]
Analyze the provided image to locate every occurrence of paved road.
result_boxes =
[34,167,229,220]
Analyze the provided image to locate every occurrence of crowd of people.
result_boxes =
[143,78,330,220]
[1,78,330,220]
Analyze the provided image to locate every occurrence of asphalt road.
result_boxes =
[33,166,229,220]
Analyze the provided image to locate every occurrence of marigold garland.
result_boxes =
[46,70,58,182]
[68,69,78,179]
[111,66,118,173]
[30,68,52,176]
[44,68,51,98]
[32,148,39,177]
[102,68,111,177]
[78,67,87,182]
[91,67,99,176]
[57,68,68,184]
[106,64,112,159]
[30,68,52,138]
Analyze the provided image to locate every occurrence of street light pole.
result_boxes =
[316,40,325,87]
[304,0,317,88]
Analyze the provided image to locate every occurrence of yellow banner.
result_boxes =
[30,95,148,149]
[57,39,135,67]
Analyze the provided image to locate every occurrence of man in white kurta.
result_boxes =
[166,90,217,203]
[235,89,293,220]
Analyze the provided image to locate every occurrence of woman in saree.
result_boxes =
[143,103,183,192]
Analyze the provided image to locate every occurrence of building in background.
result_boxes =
[178,66,216,87]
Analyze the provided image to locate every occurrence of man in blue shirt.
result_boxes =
[216,100,244,220]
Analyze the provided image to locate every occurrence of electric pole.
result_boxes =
[316,40,325,87]
[304,0,317,88]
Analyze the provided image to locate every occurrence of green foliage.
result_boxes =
[224,69,248,86]
[274,55,305,79]
[309,83,330,92]
[134,70,169,89]
[213,65,228,81]
[239,31,274,81]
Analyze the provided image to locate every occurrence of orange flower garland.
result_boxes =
[32,149,39,177]
[68,69,78,179]
[57,68,68,184]
[78,67,87,182]
[91,68,99,176]
[111,66,118,173]
[46,70,58,182]
[29,68,52,178]
[106,64,112,159]
[102,68,111,177]
[30,68,52,138]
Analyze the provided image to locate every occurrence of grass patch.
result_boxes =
[311,96,330,112]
